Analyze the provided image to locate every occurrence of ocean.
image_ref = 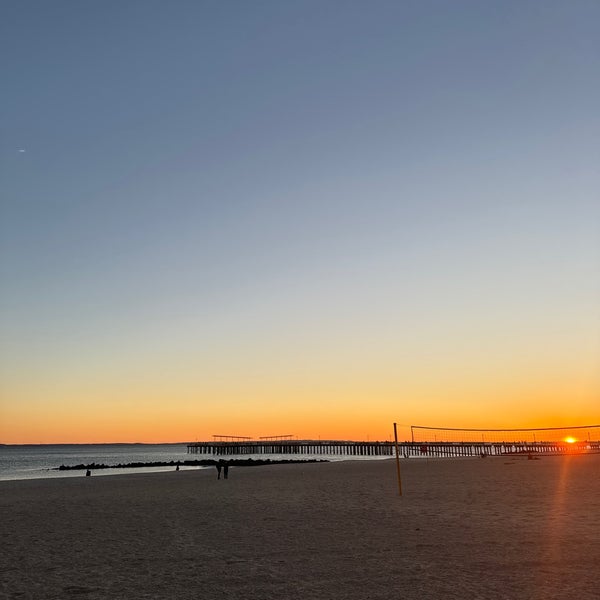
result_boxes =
[0,443,193,481]
[0,443,390,481]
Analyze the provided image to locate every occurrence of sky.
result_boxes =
[1,1,599,444]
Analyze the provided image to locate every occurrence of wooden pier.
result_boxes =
[187,439,600,458]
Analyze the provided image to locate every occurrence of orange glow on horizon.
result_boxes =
[1,366,597,444]
[564,437,577,444]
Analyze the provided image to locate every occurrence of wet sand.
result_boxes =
[1,455,599,599]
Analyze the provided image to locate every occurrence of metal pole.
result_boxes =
[394,423,402,496]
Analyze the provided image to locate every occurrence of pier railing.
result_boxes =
[187,440,600,457]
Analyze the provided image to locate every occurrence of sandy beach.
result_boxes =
[1,455,598,599]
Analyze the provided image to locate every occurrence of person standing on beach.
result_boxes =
[215,461,222,480]
[223,462,229,480]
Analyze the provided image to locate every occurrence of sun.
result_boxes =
[564,436,577,444]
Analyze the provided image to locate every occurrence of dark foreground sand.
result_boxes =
[1,455,599,600]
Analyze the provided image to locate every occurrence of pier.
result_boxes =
[187,439,600,457]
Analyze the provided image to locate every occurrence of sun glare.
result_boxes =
[564,436,577,444]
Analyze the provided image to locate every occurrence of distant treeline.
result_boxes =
[55,458,326,471]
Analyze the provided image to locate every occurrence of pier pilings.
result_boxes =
[186,440,600,457]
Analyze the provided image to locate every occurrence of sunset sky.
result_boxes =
[1,1,598,444]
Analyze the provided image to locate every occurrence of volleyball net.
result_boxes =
[410,424,600,444]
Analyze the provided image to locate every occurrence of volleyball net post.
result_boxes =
[393,422,402,496]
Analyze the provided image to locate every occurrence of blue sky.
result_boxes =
[1,1,598,442]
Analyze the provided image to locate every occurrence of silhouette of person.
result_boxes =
[175,464,180,471]
[216,461,223,480]
[223,462,229,480]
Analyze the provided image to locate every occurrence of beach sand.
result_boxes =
[1,455,598,599]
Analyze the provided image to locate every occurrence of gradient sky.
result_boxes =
[1,1,599,443]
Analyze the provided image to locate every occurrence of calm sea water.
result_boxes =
[0,443,388,481]
[0,444,194,481]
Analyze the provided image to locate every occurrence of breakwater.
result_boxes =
[55,458,325,471]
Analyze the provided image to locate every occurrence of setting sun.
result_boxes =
[565,437,577,444]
